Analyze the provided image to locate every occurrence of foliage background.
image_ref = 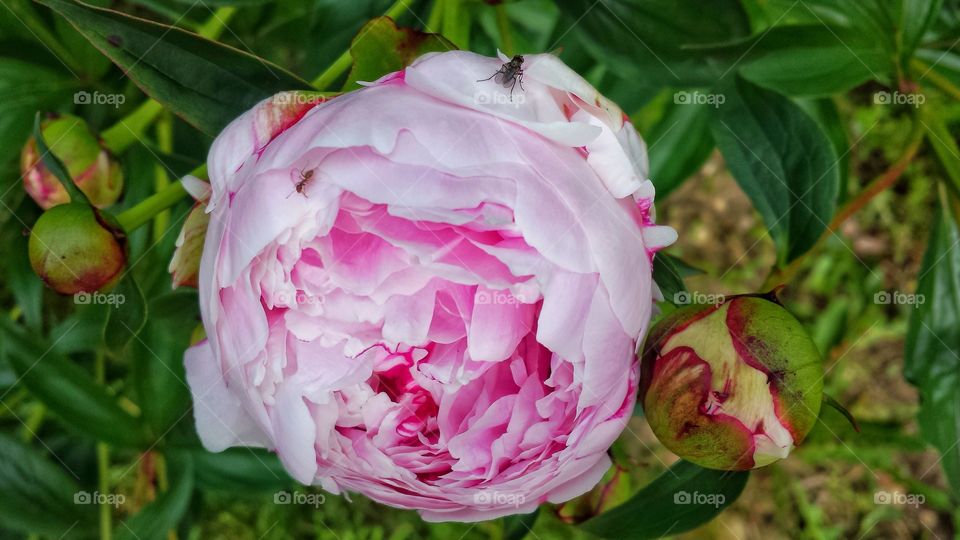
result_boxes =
[1,0,959,538]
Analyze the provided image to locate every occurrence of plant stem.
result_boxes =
[152,113,174,242]
[310,0,413,90]
[117,174,191,232]
[494,4,514,56]
[763,122,925,289]
[426,0,444,33]
[95,349,112,540]
[442,0,470,49]
[6,0,83,74]
[100,100,164,155]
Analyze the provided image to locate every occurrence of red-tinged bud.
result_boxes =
[639,294,823,470]
[28,203,126,295]
[21,114,123,209]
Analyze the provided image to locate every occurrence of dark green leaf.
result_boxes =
[116,453,194,540]
[130,291,196,437]
[653,253,690,305]
[103,272,147,350]
[190,447,293,492]
[3,204,43,330]
[901,0,944,64]
[503,507,539,540]
[343,17,455,90]
[709,76,839,264]
[647,100,714,197]
[0,58,74,166]
[553,0,750,87]
[581,460,748,539]
[0,433,94,538]
[904,197,960,496]
[38,0,312,136]
[0,317,145,447]
[707,25,889,96]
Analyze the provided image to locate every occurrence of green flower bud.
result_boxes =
[28,203,127,295]
[21,114,123,209]
[639,293,823,470]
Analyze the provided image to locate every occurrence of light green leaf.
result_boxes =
[343,17,455,90]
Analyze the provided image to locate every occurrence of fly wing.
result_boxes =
[495,71,509,86]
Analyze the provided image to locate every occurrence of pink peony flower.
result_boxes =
[184,51,675,521]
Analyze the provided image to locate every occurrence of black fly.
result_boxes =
[286,168,315,199]
[477,55,525,101]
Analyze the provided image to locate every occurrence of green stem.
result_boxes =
[95,349,112,540]
[494,4,514,56]
[98,7,238,154]
[99,100,164,154]
[310,0,412,89]
[426,0,444,33]
[5,0,83,74]
[442,0,470,49]
[117,173,193,232]
[152,113,174,242]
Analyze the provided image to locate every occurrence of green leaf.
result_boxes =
[709,76,839,264]
[2,203,43,330]
[190,447,293,492]
[901,0,944,64]
[503,507,539,540]
[0,58,74,166]
[647,100,714,197]
[130,291,195,437]
[103,272,147,351]
[0,317,145,447]
[116,453,194,540]
[553,0,751,87]
[731,25,889,96]
[33,112,89,204]
[904,196,960,497]
[922,114,960,200]
[343,17,455,90]
[0,433,95,538]
[653,253,690,305]
[38,0,312,136]
[580,460,748,539]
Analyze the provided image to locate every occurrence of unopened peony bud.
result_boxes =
[21,114,123,209]
[639,293,823,470]
[28,203,127,295]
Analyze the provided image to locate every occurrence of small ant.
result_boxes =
[477,55,525,101]
[286,168,315,198]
